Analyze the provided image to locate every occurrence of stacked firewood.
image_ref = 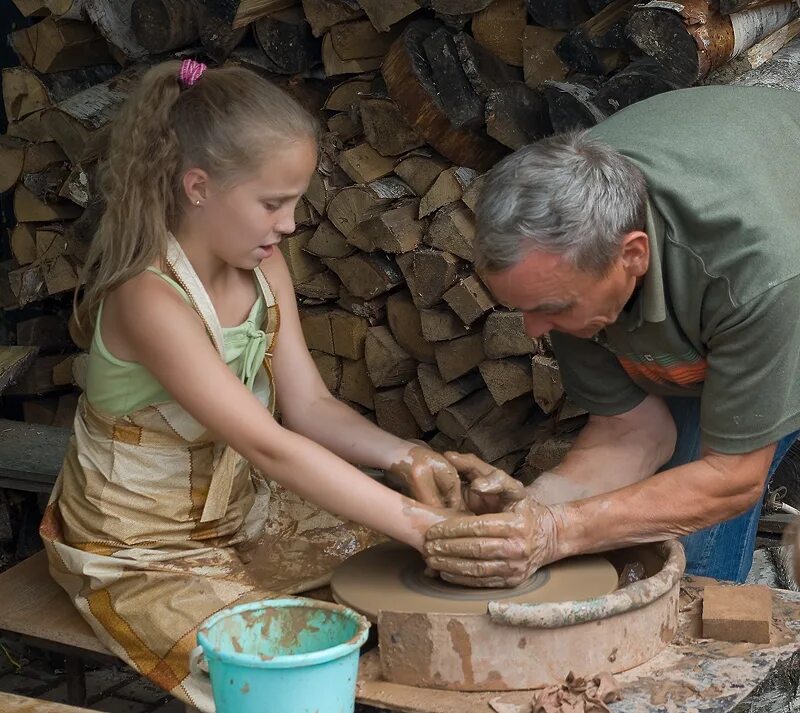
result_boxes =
[2,0,799,480]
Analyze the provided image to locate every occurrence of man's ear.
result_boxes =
[620,230,649,277]
[182,167,211,207]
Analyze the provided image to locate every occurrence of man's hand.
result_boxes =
[388,445,464,509]
[443,452,527,514]
[423,497,559,588]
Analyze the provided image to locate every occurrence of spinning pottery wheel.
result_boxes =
[333,541,686,691]
[331,542,619,619]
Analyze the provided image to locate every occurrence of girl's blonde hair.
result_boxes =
[74,61,318,340]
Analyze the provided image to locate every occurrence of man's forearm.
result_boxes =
[547,446,775,560]
[528,395,677,505]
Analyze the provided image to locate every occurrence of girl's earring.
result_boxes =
[195,200,201,206]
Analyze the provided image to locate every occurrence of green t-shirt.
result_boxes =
[550,85,800,454]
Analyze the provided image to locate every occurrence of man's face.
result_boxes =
[482,232,649,340]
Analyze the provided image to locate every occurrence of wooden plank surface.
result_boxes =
[0,551,108,655]
[0,418,71,491]
[1,691,95,712]
[0,346,37,394]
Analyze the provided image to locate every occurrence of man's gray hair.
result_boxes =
[475,130,647,275]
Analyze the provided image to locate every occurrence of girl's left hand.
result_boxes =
[388,445,465,510]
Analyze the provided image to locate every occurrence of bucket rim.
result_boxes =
[197,596,370,669]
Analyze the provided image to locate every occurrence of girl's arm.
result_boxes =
[112,272,448,550]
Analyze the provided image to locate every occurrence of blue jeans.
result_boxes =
[662,397,799,582]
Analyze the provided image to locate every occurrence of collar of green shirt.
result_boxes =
[615,197,667,332]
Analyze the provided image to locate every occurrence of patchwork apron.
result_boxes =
[40,237,378,711]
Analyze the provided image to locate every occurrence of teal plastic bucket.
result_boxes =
[193,597,370,713]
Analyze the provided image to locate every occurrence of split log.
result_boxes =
[326,112,362,141]
[416,362,484,414]
[531,354,565,414]
[131,0,200,51]
[52,354,80,385]
[483,310,538,358]
[330,19,400,59]
[485,83,552,150]
[462,394,537,462]
[471,0,527,67]
[523,27,569,87]
[294,271,340,300]
[427,431,458,451]
[705,18,800,84]
[434,332,485,382]
[11,17,115,74]
[359,98,424,156]
[42,67,142,165]
[14,184,82,222]
[556,0,638,74]
[393,154,450,197]
[294,197,322,230]
[382,20,507,171]
[594,56,686,113]
[452,31,522,100]
[230,0,301,29]
[521,429,578,477]
[253,7,320,74]
[7,111,53,143]
[84,0,149,60]
[22,397,61,426]
[21,164,71,203]
[430,0,493,12]
[419,166,476,218]
[0,347,38,396]
[419,305,470,342]
[403,378,437,432]
[330,309,370,359]
[443,274,496,325]
[4,355,65,396]
[306,220,354,258]
[311,350,343,393]
[326,177,413,238]
[356,0,419,32]
[374,387,423,439]
[435,388,495,443]
[59,166,91,207]
[425,203,474,261]
[525,0,592,29]
[44,255,83,296]
[301,306,336,353]
[460,174,485,212]
[338,142,395,184]
[302,0,364,37]
[339,357,375,409]
[386,290,436,363]
[479,356,532,405]
[2,65,119,123]
[734,33,800,89]
[324,76,374,111]
[541,80,607,132]
[337,288,387,323]
[350,200,425,254]
[279,229,324,284]
[35,225,72,261]
[396,248,464,309]
[11,0,50,15]
[365,326,417,387]
[626,0,799,84]
[322,33,382,75]
[323,252,404,299]
[11,224,38,265]
[720,0,780,14]
[53,392,79,427]
[44,0,88,19]
[0,137,26,193]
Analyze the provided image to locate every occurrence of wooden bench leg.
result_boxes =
[65,654,87,706]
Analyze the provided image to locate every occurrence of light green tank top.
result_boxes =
[86,266,268,416]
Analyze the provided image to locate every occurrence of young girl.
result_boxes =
[38,59,517,710]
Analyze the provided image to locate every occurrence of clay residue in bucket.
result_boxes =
[241,683,250,694]
[231,636,243,654]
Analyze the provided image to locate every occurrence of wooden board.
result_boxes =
[1,691,95,712]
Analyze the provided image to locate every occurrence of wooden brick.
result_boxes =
[702,585,772,644]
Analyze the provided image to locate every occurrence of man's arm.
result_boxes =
[529,394,677,504]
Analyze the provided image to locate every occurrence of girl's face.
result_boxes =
[190,138,318,269]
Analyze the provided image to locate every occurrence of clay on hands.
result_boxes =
[389,445,465,509]
[443,451,527,514]
[423,497,558,588]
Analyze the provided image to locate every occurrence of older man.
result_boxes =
[423,85,800,586]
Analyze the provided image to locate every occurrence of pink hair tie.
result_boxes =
[179,59,207,88]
